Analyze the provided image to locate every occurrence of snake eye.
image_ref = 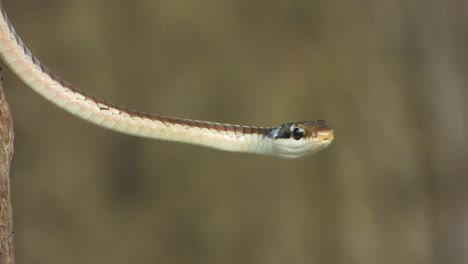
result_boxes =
[291,126,304,140]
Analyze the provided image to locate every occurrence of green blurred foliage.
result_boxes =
[3,0,468,263]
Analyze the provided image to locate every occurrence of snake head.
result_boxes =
[269,120,334,158]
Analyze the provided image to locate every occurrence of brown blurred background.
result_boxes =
[3,0,468,263]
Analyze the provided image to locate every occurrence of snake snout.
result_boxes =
[314,127,334,141]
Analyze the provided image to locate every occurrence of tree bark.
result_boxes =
[0,76,14,264]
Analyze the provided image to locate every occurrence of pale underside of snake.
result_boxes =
[0,1,334,159]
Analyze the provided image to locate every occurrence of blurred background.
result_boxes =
[3,0,468,263]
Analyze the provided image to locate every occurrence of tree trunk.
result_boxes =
[0,76,14,264]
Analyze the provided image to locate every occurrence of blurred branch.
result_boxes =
[0,75,15,264]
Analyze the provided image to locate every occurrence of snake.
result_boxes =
[0,1,333,159]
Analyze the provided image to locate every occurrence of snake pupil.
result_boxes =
[291,127,304,140]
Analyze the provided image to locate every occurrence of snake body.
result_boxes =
[0,1,333,158]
